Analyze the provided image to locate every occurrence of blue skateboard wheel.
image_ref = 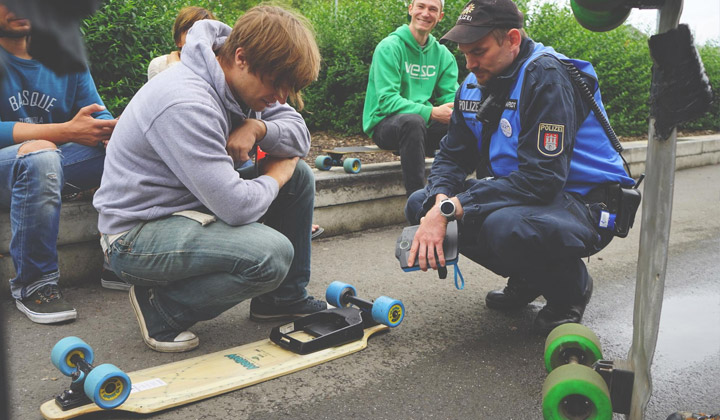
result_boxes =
[371,296,404,327]
[343,158,361,174]
[326,281,357,308]
[51,337,95,376]
[84,363,131,409]
[315,155,332,171]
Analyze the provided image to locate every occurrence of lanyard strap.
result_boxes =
[452,262,465,290]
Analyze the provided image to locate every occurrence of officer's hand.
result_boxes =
[227,119,267,163]
[62,104,117,147]
[430,103,454,125]
[408,206,448,271]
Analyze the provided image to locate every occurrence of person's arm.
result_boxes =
[0,69,115,148]
[410,59,581,270]
[254,102,310,157]
[225,101,310,163]
[5,104,116,147]
[146,102,281,226]
[450,57,580,226]
[72,69,113,120]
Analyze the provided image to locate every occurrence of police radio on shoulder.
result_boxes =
[439,199,456,221]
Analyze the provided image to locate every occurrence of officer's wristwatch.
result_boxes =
[439,199,456,222]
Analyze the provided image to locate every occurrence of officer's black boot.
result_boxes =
[534,275,594,334]
[485,277,542,310]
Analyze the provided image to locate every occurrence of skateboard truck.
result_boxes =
[270,282,404,355]
[593,359,634,415]
[49,337,131,411]
[54,356,94,410]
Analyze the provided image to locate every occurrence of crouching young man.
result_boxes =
[93,5,326,352]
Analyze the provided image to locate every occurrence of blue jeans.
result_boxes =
[0,142,105,299]
[405,184,613,304]
[105,160,315,331]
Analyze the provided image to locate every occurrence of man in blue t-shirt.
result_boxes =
[0,4,117,324]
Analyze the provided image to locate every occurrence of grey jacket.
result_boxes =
[94,20,310,233]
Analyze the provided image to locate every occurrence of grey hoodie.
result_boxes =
[94,20,311,234]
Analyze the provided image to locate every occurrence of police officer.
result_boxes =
[404,0,635,333]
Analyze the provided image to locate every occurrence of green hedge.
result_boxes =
[83,0,718,136]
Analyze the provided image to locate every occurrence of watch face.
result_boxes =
[441,200,454,217]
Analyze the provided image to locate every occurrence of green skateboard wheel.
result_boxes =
[542,363,612,420]
[571,0,631,32]
[544,323,602,372]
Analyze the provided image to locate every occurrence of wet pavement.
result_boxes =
[3,164,719,420]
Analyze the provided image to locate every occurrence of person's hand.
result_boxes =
[260,156,298,188]
[407,195,450,271]
[430,103,454,125]
[61,104,117,146]
[227,119,267,162]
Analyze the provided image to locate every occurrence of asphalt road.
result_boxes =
[3,164,719,420]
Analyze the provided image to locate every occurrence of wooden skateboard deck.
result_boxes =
[41,324,388,419]
[320,145,388,155]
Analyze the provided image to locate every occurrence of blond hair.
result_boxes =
[173,6,217,46]
[218,4,321,110]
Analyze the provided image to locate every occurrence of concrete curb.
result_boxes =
[1,134,718,293]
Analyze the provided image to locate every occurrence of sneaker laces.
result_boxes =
[36,284,62,303]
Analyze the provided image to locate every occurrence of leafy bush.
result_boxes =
[83,0,718,136]
[525,2,652,136]
[82,0,173,115]
[297,0,468,133]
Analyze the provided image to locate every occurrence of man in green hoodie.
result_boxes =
[363,0,459,196]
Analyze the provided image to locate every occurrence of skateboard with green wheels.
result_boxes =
[542,322,641,420]
[541,323,613,420]
[314,145,397,174]
[41,282,404,419]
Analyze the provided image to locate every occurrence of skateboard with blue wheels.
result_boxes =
[48,336,131,414]
[269,281,404,354]
[315,146,397,174]
[41,283,402,419]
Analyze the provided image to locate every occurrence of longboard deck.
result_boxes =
[321,145,387,155]
[41,324,388,419]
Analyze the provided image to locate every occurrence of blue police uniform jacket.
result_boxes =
[424,39,634,225]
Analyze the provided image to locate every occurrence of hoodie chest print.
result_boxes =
[404,62,437,79]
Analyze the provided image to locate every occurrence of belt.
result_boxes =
[582,183,621,210]
[100,230,129,255]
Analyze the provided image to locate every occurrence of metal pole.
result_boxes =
[626,1,683,419]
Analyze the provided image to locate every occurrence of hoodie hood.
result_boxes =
[181,19,244,120]
[390,24,438,54]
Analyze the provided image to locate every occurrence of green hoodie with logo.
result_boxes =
[363,24,459,136]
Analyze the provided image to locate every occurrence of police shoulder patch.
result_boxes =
[537,123,564,156]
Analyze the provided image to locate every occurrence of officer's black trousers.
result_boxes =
[405,187,614,304]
